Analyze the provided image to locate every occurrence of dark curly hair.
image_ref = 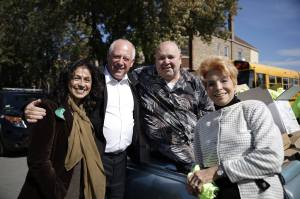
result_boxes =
[50,59,104,114]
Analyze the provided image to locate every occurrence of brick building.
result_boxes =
[181,35,258,71]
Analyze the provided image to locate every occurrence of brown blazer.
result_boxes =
[18,99,104,199]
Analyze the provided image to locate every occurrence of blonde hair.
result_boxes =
[196,56,238,86]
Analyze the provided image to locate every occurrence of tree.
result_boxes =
[0,0,94,89]
[0,0,238,89]
[0,1,66,88]
[128,0,238,64]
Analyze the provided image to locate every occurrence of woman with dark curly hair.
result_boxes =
[18,59,106,199]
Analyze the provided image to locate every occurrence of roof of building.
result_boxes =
[234,35,258,51]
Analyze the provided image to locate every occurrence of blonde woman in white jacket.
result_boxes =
[187,56,284,199]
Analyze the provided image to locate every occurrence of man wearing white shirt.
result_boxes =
[103,67,134,154]
[101,39,136,199]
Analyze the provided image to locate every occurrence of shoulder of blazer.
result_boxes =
[40,99,57,111]
[40,99,73,132]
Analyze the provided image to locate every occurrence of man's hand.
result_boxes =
[187,171,202,196]
[187,165,218,196]
[24,99,46,123]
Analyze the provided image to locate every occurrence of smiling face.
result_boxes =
[107,40,135,81]
[155,41,181,83]
[68,65,92,104]
[205,69,236,107]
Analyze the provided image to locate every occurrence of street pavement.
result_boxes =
[0,156,27,199]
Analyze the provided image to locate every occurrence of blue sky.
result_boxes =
[234,0,300,71]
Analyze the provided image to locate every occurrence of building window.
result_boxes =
[216,43,221,55]
[224,46,229,57]
[238,49,243,60]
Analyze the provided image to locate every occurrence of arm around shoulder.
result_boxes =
[24,99,46,123]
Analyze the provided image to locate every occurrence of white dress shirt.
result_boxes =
[103,68,134,153]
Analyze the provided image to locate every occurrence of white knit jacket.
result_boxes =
[194,100,284,199]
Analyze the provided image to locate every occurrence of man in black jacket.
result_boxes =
[131,41,213,172]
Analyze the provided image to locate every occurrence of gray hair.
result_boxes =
[108,39,136,60]
[155,41,181,56]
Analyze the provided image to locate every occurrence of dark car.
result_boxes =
[125,156,300,199]
[0,88,45,156]
[125,158,197,199]
[124,136,300,199]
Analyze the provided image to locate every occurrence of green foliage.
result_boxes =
[0,0,92,89]
[0,0,237,89]
[127,0,238,63]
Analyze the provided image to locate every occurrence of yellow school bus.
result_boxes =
[233,60,300,90]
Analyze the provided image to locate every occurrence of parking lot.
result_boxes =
[0,156,27,199]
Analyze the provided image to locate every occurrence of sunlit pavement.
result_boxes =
[0,156,27,199]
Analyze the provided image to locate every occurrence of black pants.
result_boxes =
[215,177,241,199]
[103,151,127,199]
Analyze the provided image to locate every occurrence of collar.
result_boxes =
[214,95,241,110]
[151,65,183,84]
[104,66,128,84]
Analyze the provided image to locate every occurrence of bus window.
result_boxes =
[283,78,289,89]
[276,77,282,88]
[256,73,266,89]
[289,78,293,87]
[269,75,276,88]
[238,70,255,88]
[294,79,299,86]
